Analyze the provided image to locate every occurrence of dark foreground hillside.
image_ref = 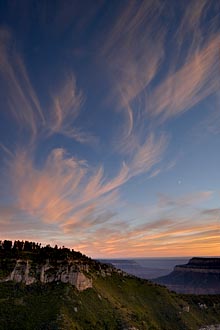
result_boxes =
[1,277,220,330]
[0,241,220,330]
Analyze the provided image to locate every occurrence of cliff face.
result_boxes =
[175,257,220,272]
[2,259,92,291]
[153,257,220,294]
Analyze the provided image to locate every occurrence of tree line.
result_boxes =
[0,239,89,261]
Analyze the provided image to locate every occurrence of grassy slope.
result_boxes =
[0,273,220,330]
[93,274,220,329]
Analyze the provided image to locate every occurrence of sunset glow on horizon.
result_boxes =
[0,1,220,258]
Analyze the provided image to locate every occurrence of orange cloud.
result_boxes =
[149,36,220,122]
[129,134,167,177]
[1,2,219,258]
[3,136,219,258]
[100,1,220,158]
[6,135,164,227]
[8,148,86,223]
[64,211,220,258]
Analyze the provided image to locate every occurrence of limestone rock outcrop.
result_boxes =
[3,259,92,291]
[9,259,36,285]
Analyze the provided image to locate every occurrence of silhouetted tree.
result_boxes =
[13,240,24,251]
[24,240,32,251]
[3,240,12,250]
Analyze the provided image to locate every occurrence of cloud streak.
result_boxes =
[149,36,220,123]
[0,2,219,257]
[101,1,165,147]
[158,191,213,208]
[4,133,164,232]
[0,28,94,144]
[47,75,96,144]
[0,25,167,252]
[0,29,45,139]
[100,0,220,156]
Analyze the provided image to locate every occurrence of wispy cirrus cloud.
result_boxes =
[1,1,219,258]
[0,25,167,249]
[64,210,220,257]
[100,0,220,156]
[58,188,219,257]
[149,36,220,123]
[47,75,97,144]
[0,110,215,252]
[0,28,94,144]
[157,191,213,208]
[101,0,165,142]
[0,28,45,139]
[128,134,166,177]
[48,75,83,133]
[4,132,164,232]
[8,148,87,223]
[194,92,220,136]
[202,208,220,218]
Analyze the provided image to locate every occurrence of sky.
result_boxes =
[0,0,220,258]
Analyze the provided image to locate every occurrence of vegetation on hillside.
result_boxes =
[0,239,93,280]
[0,240,220,330]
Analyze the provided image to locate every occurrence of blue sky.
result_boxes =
[0,0,219,257]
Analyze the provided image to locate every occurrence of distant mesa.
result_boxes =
[99,257,189,279]
[153,257,220,294]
